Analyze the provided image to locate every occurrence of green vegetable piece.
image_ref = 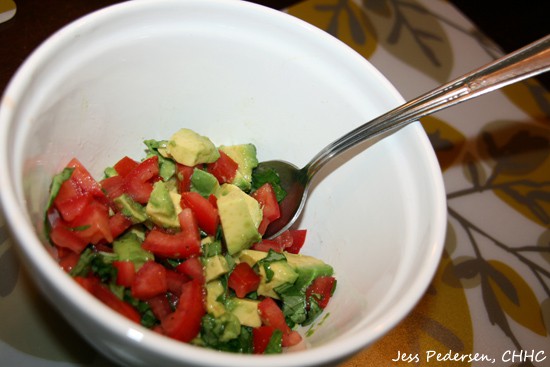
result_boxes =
[284,252,334,292]
[46,167,74,211]
[201,313,241,346]
[216,184,262,255]
[190,168,220,198]
[113,232,154,270]
[226,298,261,328]
[166,128,220,166]
[264,329,283,354]
[145,180,180,229]
[104,166,118,178]
[144,139,176,181]
[251,165,287,202]
[219,144,258,192]
[206,280,227,318]
[114,194,147,223]
[204,255,230,283]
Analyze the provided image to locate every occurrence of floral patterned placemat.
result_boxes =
[1,1,548,366]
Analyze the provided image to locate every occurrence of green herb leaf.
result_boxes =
[144,139,176,181]
[251,166,287,202]
[258,250,287,282]
[264,329,283,354]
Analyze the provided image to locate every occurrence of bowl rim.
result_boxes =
[0,0,447,366]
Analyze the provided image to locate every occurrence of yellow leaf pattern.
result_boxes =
[487,260,547,336]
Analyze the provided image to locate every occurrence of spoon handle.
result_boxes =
[305,34,550,179]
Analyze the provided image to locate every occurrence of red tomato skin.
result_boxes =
[54,192,92,222]
[165,269,190,296]
[131,261,168,300]
[306,276,336,309]
[142,229,201,259]
[284,229,307,254]
[227,262,261,298]
[258,297,302,347]
[113,156,139,177]
[161,279,205,342]
[70,200,113,244]
[108,212,133,239]
[66,158,107,201]
[113,260,136,287]
[180,192,220,236]
[251,239,285,253]
[50,222,89,254]
[176,164,194,193]
[206,150,238,184]
[123,156,159,204]
[58,250,80,273]
[253,325,277,354]
[175,257,205,284]
[252,183,281,222]
[147,294,172,321]
[100,175,126,202]
[75,276,141,324]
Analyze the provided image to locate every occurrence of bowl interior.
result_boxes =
[0,0,446,366]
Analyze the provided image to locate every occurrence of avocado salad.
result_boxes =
[45,128,336,354]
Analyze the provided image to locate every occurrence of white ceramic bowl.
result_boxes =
[0,0,446,366]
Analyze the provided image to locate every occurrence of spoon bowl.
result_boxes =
[262,35,550,238]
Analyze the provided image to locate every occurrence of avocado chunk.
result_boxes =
[112,232,154,270]
[239,249,333,293]
[216,184,262,255]
[285,252,334,291]
[204,254,230,282]
[205,280,226,318]
[219,144,258,191]
[145,181,180,229]
[114,193,147,223]
[190,168,220,198]
[226,298,261,328]
[238,250,298,299]
[257,260,298,299]
[166,128,220,166]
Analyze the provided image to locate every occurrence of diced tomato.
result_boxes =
[75,275,141,323]
[306,276,336,309]
[131,261,168,300]
[166,269,190,296]
[58,250,80,273]
[272,230,293,249]
[113,156,139,177]
[253,325,278,354]
[176,164,194,193]
[66,158,107,201]
[54,176,82,205]
[258,297,302,347]
[54,191,93,222]
[208,194,218,208]
[50,222,89,254]
[257,218,270,236]
[252,183,281,222]
[175,257,205,284]
[285,229,307,254]
[70,200,113,244]
[108,211,133,239]
[124,156,159,204]
[147,294,172,321]
[161,279,205,342]
[251,239,285,253]
[180,192,220,236]
[113,260,135,287]
[228,262,261,298]
[206,150,238,184]
[142,228,201,259]
[100,175,126,201]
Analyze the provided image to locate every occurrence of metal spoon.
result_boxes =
[259,35,550,239]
